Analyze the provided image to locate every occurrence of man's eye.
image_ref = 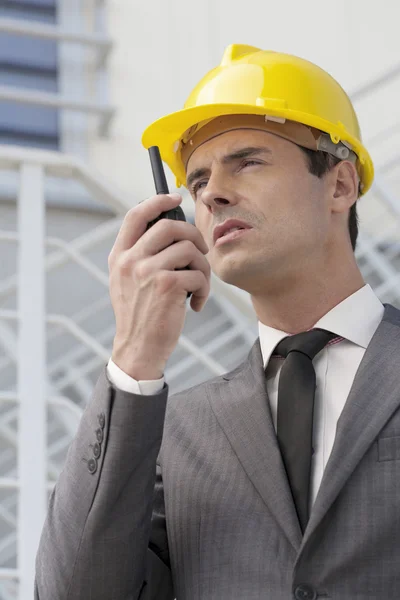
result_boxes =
[192,180,207,195]
[242,160,261,168]
[190,162,261,195]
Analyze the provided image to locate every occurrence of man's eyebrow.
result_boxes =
[186,146,272,189]
[222,146,273,163]
[187,167,209,190]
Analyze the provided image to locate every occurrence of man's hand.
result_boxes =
[108,194,210,380]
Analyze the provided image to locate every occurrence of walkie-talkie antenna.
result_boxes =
[149,146,169,195]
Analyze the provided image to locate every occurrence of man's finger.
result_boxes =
[111,193,182,255]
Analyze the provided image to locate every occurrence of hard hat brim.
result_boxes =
[142,103,374,194]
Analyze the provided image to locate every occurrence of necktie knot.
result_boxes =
[274,328,337,361]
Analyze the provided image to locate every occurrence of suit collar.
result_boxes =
[257,284,384,370]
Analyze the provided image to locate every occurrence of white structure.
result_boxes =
[0,1,399,598]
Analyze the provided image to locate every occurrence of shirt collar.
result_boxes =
[258,284,384,369]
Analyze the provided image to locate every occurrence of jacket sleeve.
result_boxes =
[34,366,174,600]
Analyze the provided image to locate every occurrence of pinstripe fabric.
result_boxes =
[36,303,400,599]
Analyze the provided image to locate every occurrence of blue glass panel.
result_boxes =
[0,34,57,70]
[0,1,59,148]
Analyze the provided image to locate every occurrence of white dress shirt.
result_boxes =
[107,284,384,509]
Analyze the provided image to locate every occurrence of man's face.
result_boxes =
[186,127,332,294]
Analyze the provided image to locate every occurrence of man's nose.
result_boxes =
[200,172,237,212]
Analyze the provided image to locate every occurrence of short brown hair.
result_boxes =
[299,147,360,251]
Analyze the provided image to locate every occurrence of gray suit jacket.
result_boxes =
[35,303,400,599]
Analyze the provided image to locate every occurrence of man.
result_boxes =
[35,45,400,599]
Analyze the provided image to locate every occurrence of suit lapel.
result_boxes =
[301,303,400,549]
[207,338,303,552]
[206,303,400,554]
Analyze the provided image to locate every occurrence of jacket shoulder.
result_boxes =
[167,359,247,404]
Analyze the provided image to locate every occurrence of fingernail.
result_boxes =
[168,193,181,200]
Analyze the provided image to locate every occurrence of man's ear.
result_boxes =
[331,161,359,213]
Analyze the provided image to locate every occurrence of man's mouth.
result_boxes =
[213,219,253,244]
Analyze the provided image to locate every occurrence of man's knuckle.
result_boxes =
[126,206,139,220]
[132,259,148,279]
[155,270,176,292]
[200,270,208,285]
[118,253,134,275]
[182,239,195,254]
[163,218,177,231]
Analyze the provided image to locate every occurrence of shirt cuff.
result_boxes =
[107,358,165,395]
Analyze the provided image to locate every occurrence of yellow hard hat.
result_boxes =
[142,44,374,194]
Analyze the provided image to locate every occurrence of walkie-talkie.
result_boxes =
[147,146,191,299]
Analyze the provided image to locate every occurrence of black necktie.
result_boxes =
[273,328,337,533]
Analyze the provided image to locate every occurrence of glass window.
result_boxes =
[0,0,59,149]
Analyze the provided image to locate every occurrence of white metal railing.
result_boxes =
[0,392,82,427]
[0,145,131,211]
[0,210,245,374]
[0,218,121,299]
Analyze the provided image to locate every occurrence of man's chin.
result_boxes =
[213,262,255,292]
[213,256,278,295]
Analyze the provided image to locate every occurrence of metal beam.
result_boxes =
[0,231,109,289]
[210,273,256,321]
[351,63,400,102]
[0,86,115,137]
[0,17,113,66]
[0,220,120,301]
[373,175,400,219]
[0,144,132,212]
[0,392,82,422]
[0,569,18,580]
[17,163,46,600]
[0,308,110,371]
[0,318,83,439]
